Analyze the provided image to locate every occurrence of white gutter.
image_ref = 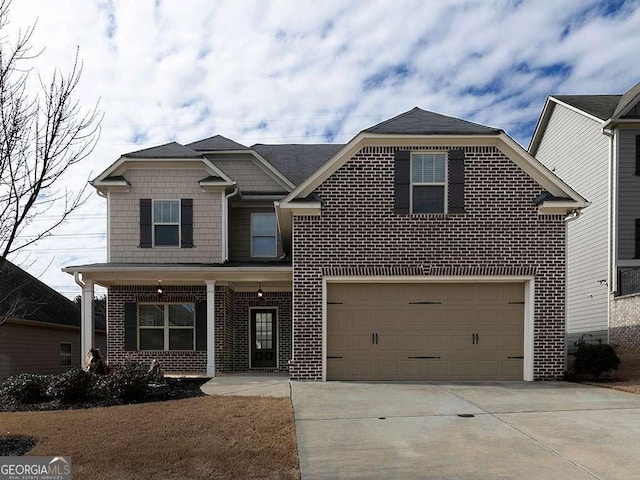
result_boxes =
[602,126,616,344]
[74,272,85,288]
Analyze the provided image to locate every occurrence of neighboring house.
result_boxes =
[64,107,585,381]
[530,81,640,353]
[0,260,106,378]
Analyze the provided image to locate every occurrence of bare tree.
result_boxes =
[0,0,101,270]
[0,0,101,323]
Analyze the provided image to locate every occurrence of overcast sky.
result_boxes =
[6,0,640,299]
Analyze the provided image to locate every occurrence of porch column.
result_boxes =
[80,279,95,368]
[205,280,216,377]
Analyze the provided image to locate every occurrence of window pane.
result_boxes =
[155,225,179,246]
[253,237,276,257]
[140,329,164,350]
[252,214,276,235]
[255,312,273,350]
[60,343,72,367]
[139,304,164,326]
[169,329,194,350]
[154,200,179,223]
[413,185,445,214]
[412,154,445,183]
[433,154,445,182]
[169,304,195,326]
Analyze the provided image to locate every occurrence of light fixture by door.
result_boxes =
[157,281,164,296]
[257,282,264,299]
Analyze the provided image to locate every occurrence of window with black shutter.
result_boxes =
[411,153,447,214]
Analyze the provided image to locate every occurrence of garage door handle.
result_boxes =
[408,356,441,359]
[508,356,524,359]
[327,356,343,359]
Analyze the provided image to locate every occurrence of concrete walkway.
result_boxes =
[292,381,640,480]
[200,373,290,397]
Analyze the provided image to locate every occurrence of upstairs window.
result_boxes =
[411,153,447,214]
[153,200,180,246]
[251,213,277,258]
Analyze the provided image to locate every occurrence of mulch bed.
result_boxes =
[0,377,208,413]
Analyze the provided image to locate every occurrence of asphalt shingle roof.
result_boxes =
[252,144,344,185]
[363,107,502,135]
[187,135,249,151]
[553,95,621,121]
[614,80,640,118]
[0,260,82,328]
[123,142,203,159]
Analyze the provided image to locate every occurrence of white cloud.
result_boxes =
[4,0,640,297]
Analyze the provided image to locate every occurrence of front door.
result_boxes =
[251,309,277,368]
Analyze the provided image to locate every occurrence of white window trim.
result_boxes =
[138,302,196,351]
[152,199,181,248]
[410,152,448,214]
[59,342,72,367]
[250,212,278,258]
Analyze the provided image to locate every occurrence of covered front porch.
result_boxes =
[62,263,293,376]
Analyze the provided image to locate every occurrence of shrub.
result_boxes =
[573,337,621,379]
[104,360,151,402]
[0,373,50,404]
[48,369,95,403]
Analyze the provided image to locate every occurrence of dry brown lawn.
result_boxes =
[0,396,300,480]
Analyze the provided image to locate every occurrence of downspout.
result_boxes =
[222,185,239,262]
[602,126,615,344]
[74,272,85,288]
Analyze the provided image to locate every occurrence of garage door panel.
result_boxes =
[327,283,525,381]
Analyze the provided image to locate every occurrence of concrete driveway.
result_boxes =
[291,381,640,479]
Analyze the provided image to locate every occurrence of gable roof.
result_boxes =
[123,141,203,159]
[552,95,621,121]
[529,80,640,155]
[252,144,344,185]
[363,107,502,135]
[613,80,640,118]
[187,135,250,152]
[0,260,81,328]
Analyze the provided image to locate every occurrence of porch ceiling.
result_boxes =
[62,263,292,289]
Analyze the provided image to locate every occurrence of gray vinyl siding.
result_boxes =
[228,205,283,261]
[208,154,285,192]
[616,128,640,260]
[535,104,609,344]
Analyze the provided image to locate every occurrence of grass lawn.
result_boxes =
[0,395,300,480]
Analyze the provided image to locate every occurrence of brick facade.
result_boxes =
[107,284,291,374]
[611,293,640,353]
[290,145,566,380]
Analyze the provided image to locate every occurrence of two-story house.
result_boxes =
[530,81,640,353]
[64,107,585,381]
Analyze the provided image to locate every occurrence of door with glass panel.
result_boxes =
[251,309,277,368]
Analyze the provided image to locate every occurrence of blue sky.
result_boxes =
[6,0,640,298]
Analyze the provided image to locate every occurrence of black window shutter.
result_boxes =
[635,219,640,259]
[139,199,152,248]
[181,199,194,248]
[195,300,207,351]
[394,150,411,214]
[124,302,137,351]
[635,136,640,175]
[448,149,465,214]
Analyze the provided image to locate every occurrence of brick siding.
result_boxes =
[611,293,640,353]
[107,285,291,374]
[290,145,566,380]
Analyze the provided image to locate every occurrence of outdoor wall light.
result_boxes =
[157,281,164,296]
[257,283,264,299]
